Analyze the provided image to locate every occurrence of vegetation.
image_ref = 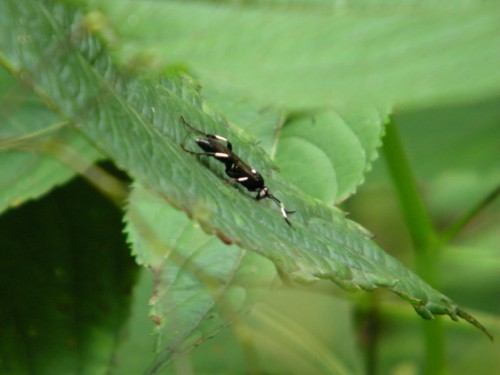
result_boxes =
[1,1,499,374]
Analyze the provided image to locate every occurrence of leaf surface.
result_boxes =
[0,69,101,213]
[97,1,500,110]
[126,184,277,373]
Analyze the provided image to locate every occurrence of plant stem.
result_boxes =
[439,184,500,245]
[382,119,445,375]
[382,121,436,251]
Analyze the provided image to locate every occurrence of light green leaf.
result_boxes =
[0,68,102,213]
[275,109,386,202]
[97,1,500,110]
[125,183,277,373]
[111,269,157,375]
[0,7,492,375]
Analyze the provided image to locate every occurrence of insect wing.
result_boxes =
[227,157,264,191]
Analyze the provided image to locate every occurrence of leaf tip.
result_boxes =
[456,307,494,342]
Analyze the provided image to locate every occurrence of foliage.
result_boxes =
[0,1,499,375]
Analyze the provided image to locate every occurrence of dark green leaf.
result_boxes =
[0,177,138,375]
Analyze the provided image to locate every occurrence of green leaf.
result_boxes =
[0,67,102,214]
[110,269,157,375]
[0,177,138,375]
[96,1,500,110]
[0,5,492,375]
[125,183,277,373]
[275,109,386,202]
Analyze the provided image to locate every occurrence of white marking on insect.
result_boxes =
[215,153,230,158]
[237,177,249,182]
[214,135,228,142]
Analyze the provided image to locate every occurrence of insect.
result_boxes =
[179,116,295,226]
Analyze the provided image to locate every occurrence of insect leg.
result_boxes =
[179,116,232,150]
[180,144,231,160]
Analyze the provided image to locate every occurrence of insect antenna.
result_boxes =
[179,115,207,136]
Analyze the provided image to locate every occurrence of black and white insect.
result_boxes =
[179,116,295,226]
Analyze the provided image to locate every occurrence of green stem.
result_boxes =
[382,119,445,375]
[439,184,500,245]
[382,121,436,251]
